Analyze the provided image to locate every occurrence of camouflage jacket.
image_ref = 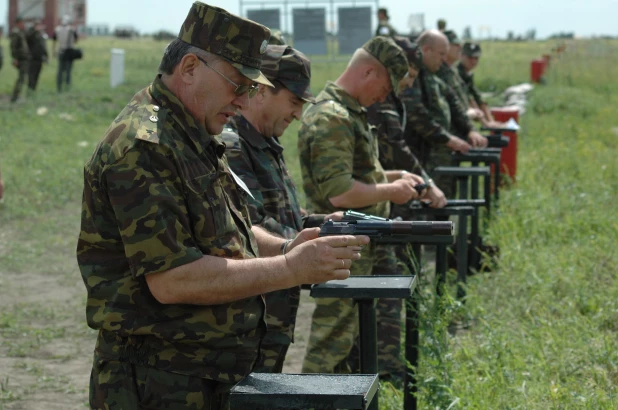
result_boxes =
[437,62,470,109]
[77,75,265,383]
[298,81,389,218]
[366,92,431,182]
[298,81,386,276]
[26,27,48,61]
[457,61,485,106]
[221,115,323,346]
[9,28,29,62]
[400,68,473,160]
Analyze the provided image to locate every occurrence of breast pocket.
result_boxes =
[184,172,237,243]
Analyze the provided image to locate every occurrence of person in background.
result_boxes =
[9,17,30,103]
[53,15,78,92]
[376,7,397,37]
[26,19,48,93]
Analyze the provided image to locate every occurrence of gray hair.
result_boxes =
[159,38,220,75]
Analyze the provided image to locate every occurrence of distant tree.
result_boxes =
[507,31,514,41]
[525,28,537,41]
[462,26,472,40]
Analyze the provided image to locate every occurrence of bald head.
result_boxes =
[417,30,448,73]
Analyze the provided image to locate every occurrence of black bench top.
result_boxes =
[230,373,380,410]
[310,275,417,299]
[432,166,491,177]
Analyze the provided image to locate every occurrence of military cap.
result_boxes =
[178,1,273,86]
[378,8,389,19]
[260,45,315,103]
[362,36,408,93]
[443,30,460,45]
[462,42,482,58]
[393,36,423,71]
[268,29,287,46]
[437,19,447,30]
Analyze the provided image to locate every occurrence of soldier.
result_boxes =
[26,19,48,92]
[298,36,423,375]
[359,36,447,383]
[52,15,78,92]
[221,45,341,373]
[438,30,486,131]
[376,8,397,37]
[77,3,368,409]
[401,30,487,197]
[437,19,447,31]
[9,17,29,103]
[458,42,503,127]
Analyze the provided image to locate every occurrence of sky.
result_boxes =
[1,0,617,39]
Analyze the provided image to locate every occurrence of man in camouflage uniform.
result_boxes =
[356,37,447,382]
[77,3,367,409]
[9,17,29,103]
[375,8,397,37]
[458,42,503,127]
[401,30,487,197]
[221,45,337,373]
[26,19,48,92]
[298,36,423,375]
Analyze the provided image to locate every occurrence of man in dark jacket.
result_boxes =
[26,20,48,92]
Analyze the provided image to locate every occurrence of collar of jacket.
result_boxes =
[321,81,365,114]
[149,75,225,158]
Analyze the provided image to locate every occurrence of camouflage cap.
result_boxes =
[178,2,273,86]
[268,29,287,46]
[393,36,423,70]
[443,30,460,45]
[462,42,482,58]
[362,36,408,94]
[260,45,315,103]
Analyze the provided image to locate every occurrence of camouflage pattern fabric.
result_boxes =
[268,29,287,46]
[77,75,266,386]
[362,36,409,94]
[366,92,431,182]
[90,354,233,409]
[457,61,485,106]
[260,45,314,102]
[437,62,477,137]
[392,36,423,71]
[10,60,28,102]
[178,1,272,86]
[220,115,302,372]
[299,81,387,373]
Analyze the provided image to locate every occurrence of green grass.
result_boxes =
[1,37,617,408]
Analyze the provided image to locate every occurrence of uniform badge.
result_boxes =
[260,40,268,54]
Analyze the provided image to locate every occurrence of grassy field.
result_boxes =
[0,36,617,409]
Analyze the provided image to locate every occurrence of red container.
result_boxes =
[491,107,519,184]
[530,59,546,83]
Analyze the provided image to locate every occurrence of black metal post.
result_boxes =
[404,244,422,410]
[358,299,379,410]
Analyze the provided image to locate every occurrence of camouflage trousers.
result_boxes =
[347,244,413,382]
[89,354,233,410]
[428,146,455,198]
[11,60,28,102]
[253,342,290,373]
[302,244,377,374]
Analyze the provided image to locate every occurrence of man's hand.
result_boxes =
[400,171,425,186]
[424,185,447,208]
[389,178,420,204]
[323,211,344,222]
[467,108,484,120]
[467,131,488,148]
[285,229,370,283]
[446,136,471,154]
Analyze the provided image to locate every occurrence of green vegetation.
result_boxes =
[1,37,617,408]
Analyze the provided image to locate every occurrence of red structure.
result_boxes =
[8,0,87,37]
[530,59,546,83]
[491,107,520,184]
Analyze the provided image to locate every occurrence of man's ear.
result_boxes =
[363,66,375,80]
[177,54,201,85]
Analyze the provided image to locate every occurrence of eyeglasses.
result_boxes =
[194,55,259,98]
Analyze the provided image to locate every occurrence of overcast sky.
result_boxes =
[2,0,616,39]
